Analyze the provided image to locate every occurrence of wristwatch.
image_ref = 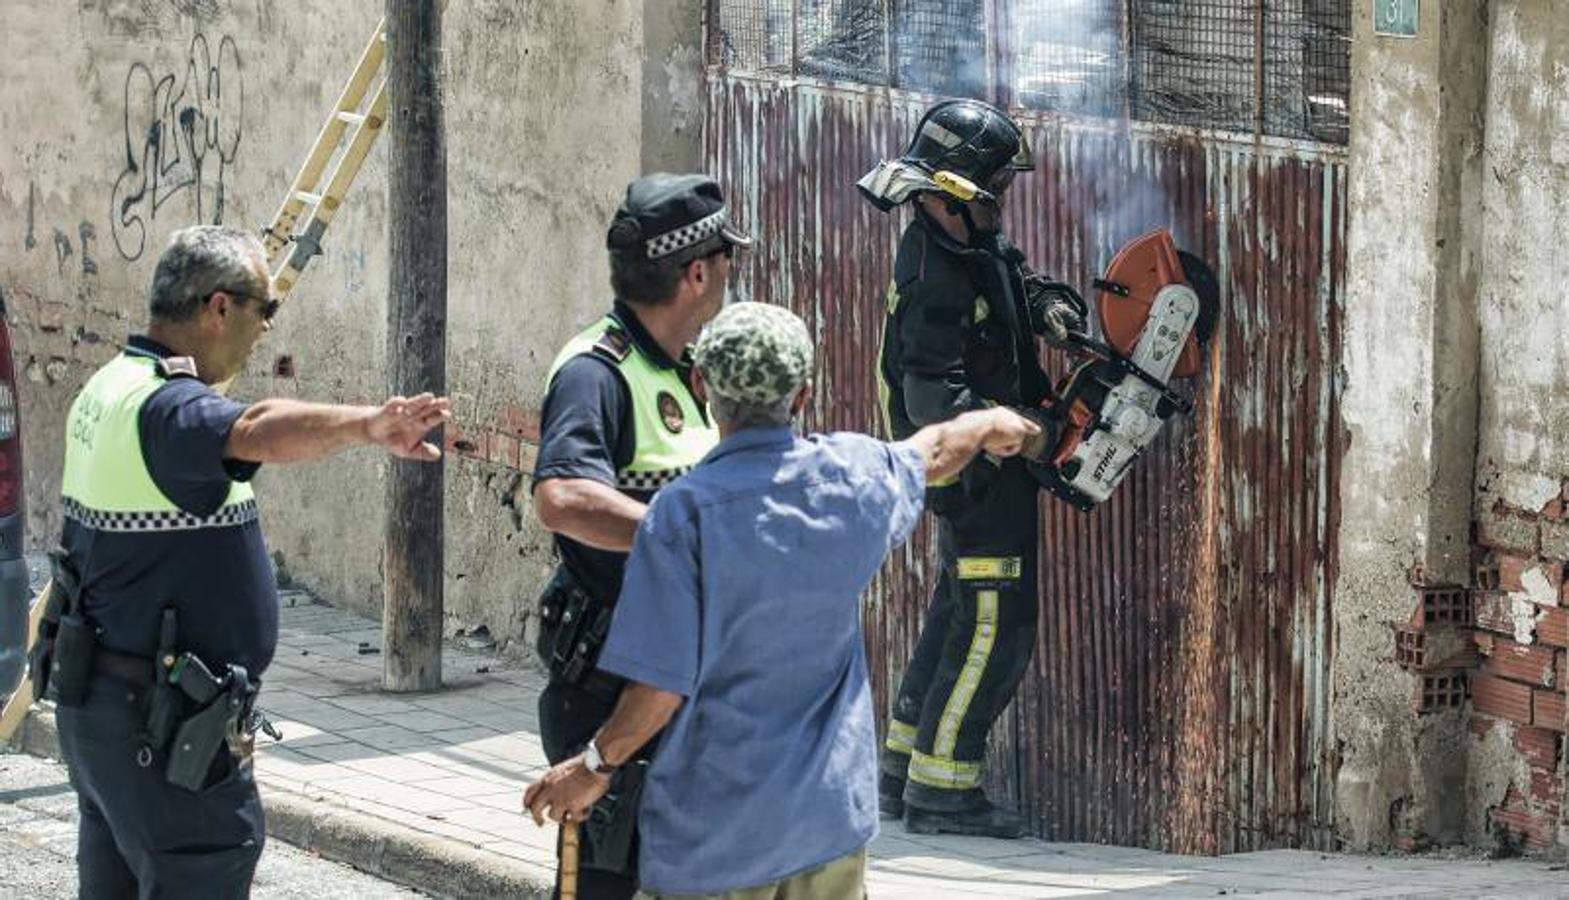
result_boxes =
[583,739,617,775]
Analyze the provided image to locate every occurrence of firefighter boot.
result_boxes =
[879,772,906,820]
[902,784,1028,839]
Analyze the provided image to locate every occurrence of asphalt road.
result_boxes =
[0,751,424,898]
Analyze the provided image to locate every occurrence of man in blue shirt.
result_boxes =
[525,302,1039,897]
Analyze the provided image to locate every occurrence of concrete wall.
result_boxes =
[1335,0,1487,851]
[1464,0,1569,854]
[1339,0,1569,853]
[1,1,702,653]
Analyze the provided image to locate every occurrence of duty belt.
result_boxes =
[92,646,157,688]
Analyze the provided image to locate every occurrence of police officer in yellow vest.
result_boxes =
[531,174,749,898]
[46,225,449,898]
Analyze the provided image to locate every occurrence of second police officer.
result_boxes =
[530,173,750,897]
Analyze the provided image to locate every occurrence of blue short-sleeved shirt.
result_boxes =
[598,426,926,895]
[61,336,278,675]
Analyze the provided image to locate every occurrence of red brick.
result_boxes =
[1415,673,1469,713]
[1538,609,1569,648]
[1542,497,1567,521]
[1471,713,1502,739]
[487,432,521,469]
[1494,805,1558,851]
[1474,673,1534,726]
[1479,639,1559,687]
[1529,768,1563,810]
[1476,592,1520,635]
[1479,511,1539,555]
[494,405,542,442]
[1494,553,1537,593]
[1476,558,1501,592]
[1513,726,1563,769]
[1534,688,1567,732]
[1416,587,1472,627]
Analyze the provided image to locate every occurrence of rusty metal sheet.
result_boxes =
[706,72,1345,854]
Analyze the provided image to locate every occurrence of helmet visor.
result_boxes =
[1008,128,1035,171]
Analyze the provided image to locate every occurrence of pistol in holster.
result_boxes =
[163,651,261,792]
[536,572,615,686]
[580,759,649,875]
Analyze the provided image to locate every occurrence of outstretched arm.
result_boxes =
[225,392,450,464]
[900,407,1040,484]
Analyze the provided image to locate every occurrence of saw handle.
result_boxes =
[1059,332,1193,416]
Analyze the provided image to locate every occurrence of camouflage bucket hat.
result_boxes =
[693,302,813,405]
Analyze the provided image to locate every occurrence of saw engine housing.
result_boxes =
[1030,229,1219,511]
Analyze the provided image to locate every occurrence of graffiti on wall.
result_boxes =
[108,32,244,262]
[24,182,98,278]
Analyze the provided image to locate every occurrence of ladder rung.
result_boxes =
[335,111,367,126]
[294,191,324,207]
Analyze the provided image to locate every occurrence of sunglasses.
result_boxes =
[685,242,735,267]
[210,290,281,322]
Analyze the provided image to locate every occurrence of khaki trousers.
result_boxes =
[635,848,866,900]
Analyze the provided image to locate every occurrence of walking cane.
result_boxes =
[560,819,580,900]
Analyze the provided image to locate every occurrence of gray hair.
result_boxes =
[709,390,796,431]
[148,225,266,323]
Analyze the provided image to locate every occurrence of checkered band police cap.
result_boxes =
[693,302,813,405]
[606,173,753,261]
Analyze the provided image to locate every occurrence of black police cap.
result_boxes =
[606,173,753,261]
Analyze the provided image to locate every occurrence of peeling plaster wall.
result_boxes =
[641,0,705,174]
[1340,0,1569,853]
[1466,0,1569,852]
[1335,0,1487,850]
[1,1,700,654]
[1477,6,1569,506]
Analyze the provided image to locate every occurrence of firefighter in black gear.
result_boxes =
[859,99,1086,838]
[531,174,750,898]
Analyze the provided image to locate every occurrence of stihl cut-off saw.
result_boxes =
[1028,229,1220,511]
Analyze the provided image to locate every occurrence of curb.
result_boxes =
[6,706,550,899]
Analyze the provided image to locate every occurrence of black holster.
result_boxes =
[581,759,648,874]
[31,549,94,707]
[536,570,614,686]
[163,651,259,792]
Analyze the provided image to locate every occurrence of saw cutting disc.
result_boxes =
[1096,229,1219,379]
[1178,249,1221,348]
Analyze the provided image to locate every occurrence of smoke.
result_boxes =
[1012,0,1121,117]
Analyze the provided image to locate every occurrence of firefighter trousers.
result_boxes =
[882,458,1039,810]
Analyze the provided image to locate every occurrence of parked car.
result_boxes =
[0,303,27,698]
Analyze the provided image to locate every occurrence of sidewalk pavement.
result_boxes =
[11,591,1569,898]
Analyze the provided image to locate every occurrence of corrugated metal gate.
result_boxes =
[705,2,1347,855]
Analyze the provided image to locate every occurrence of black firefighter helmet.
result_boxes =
[856,99,1033,212]
[902,99,1034,187]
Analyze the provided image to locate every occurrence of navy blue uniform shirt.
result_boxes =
[62,336,278,676]
[531,301,699,603]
